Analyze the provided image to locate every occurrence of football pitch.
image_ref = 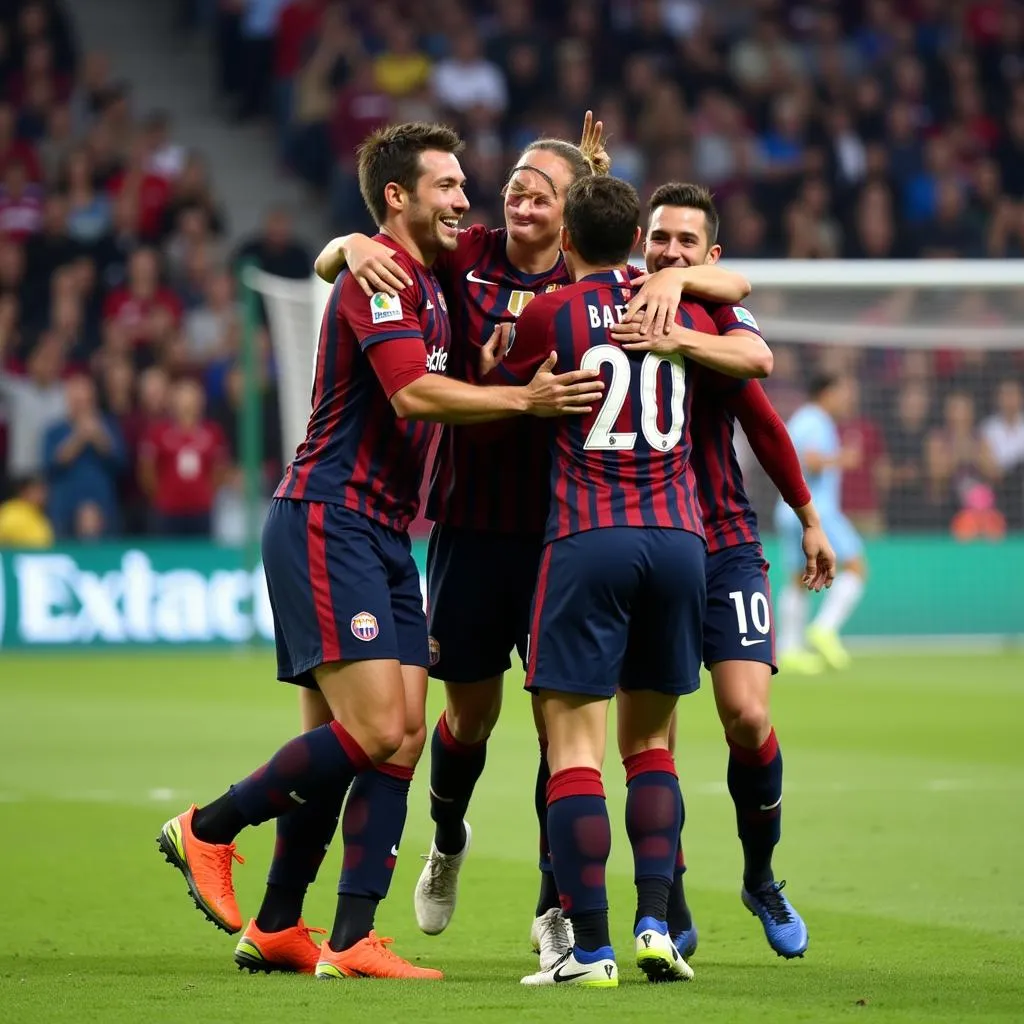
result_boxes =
[1,649,1022,1022]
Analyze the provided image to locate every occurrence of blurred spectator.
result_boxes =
[42,373,124,537]
[185,268,239,366]
[139,377,227,536]
[432,29,507,115]
[0,474,53,547]
[160,153,226,239]
[0,158,44,241]
[234,207,310,279]
[374,21,432,98]
[63,147,113,246]
[0,330,67,480]
[105,136,172,243]
[101,247,182,354]
[236,0,290,121]
[981,380,1024,529]
[839,379,888,535]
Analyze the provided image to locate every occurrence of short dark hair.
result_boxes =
[808,372,841,400]
[357,122,464,225]
[564,176,640,267]
[648,182,720,245]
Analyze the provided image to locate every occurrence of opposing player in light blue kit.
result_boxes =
[774,374,866,672]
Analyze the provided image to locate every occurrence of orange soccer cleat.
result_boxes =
[234,919,326,974]
[314,932,444,981]
[157,804,244,934]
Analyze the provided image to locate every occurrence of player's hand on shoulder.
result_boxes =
[344,235,413,297]
[620,267,689,337]
[525,352,605,418]
[611,316,683,356]
[480,322,514,377]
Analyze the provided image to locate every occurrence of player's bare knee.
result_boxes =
[404,720,429,763]
[445,679,502,744]
[723,704,771,749]
[354,712,407,763]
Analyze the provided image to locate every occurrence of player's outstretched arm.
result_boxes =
[612,318,772,378]
[391,353,603,424]
[727,381,836,590]
[622,266,751,336]
[314,234,413,295]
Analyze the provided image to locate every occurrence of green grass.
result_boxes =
[1,650,1022,1022]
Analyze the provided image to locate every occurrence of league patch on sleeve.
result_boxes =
[370,291,403,324]
[732,306,759,329]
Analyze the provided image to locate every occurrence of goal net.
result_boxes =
[253,259,1024,644]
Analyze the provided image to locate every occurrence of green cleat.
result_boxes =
[806,625,852,669]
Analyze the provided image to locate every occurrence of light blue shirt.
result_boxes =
[783,402,842,515]
[242,0,288,38]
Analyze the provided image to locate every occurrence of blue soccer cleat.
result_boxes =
[672,924,698,960]
[741,880,809,959]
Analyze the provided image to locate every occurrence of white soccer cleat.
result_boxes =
[529,907,575,971]
[634,916,695,982]
[521,947,618,987]
[413,823,471,935]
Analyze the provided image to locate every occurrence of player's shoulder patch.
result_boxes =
[370,291,403,324]
[731,305,759,329]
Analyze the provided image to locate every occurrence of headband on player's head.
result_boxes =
[502,163,559,198]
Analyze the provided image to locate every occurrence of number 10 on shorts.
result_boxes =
[729,590,771,636]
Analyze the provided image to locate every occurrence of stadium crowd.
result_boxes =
[1,0,1023,545]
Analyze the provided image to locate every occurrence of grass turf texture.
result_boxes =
[1,650,1022,1022]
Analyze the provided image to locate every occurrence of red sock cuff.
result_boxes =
[546,766,604,805]
[437,712,486,754]
[377,761,414,781]
[329,720,373,772]
[622,748,678,783]
[727,727,779,767]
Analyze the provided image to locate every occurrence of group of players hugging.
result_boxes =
[157,111,863,988]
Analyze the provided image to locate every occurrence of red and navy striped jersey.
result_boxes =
[689,304,765,552]
[499,269,709,545]
[275,235,451,532]
[425,225,569,535]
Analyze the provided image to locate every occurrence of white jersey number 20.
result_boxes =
[580,345,686,452]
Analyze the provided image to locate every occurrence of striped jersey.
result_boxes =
[498,269,708,545]
[688,303,765,552]
[425,225,569,535]
[275,235,450,532]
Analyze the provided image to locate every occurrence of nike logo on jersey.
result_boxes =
[759,796,783,812]
[390,844,400,857]
[466,268,499,286]
[740,637,767,646]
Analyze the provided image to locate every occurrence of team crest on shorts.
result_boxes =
[427,635,440,666]
[350,611,379,641]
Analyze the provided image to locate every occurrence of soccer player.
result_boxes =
[496,175,772,987]
[775,374,866,672]
[156,122,603,982]
[608,183,835,960]
[313,115,753,969]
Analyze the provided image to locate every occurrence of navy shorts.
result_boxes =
[703,542,777,672]
[426,524,542,683]
[526,528,706,699]
[261,498,428,688]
